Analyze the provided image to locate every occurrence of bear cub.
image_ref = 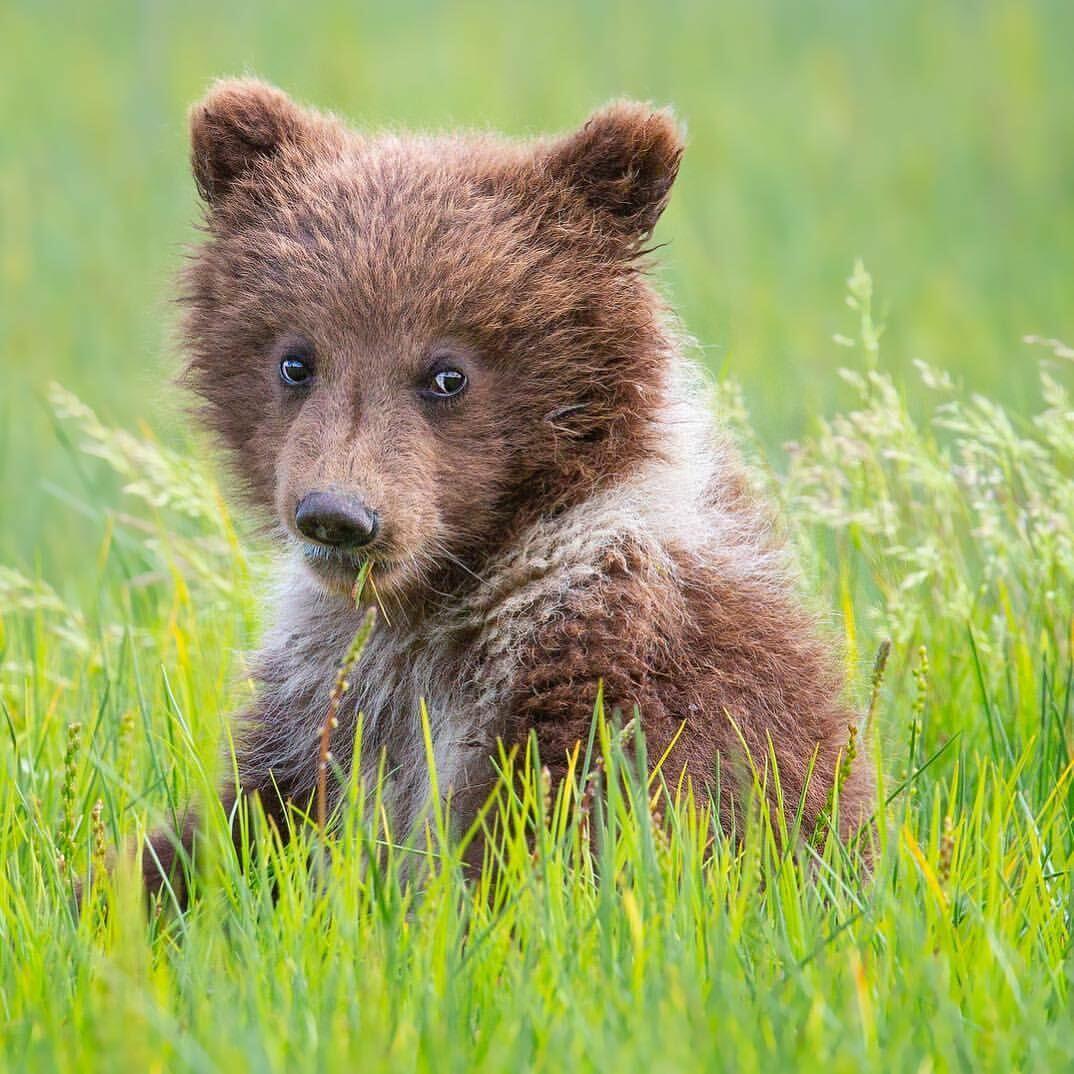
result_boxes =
[145,78,871,897]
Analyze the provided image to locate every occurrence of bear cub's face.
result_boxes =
[181,80,683,604]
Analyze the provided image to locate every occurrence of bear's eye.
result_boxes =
[280,353,314,386]
[425,368,468,399]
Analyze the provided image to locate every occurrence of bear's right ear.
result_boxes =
[190,78,312,204]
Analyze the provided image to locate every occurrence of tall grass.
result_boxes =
[1,267,1071,1071]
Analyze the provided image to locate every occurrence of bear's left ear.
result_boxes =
[543,101,684,242]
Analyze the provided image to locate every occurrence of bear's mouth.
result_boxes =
[301,543,366,568]
[300,542,403,593]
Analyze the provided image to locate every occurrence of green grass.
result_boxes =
[2,266,1073,1071]
[3,2,1074,1069]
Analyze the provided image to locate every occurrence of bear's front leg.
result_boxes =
[141,774,302,907]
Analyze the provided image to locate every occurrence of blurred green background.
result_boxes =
[2,0,1072,582]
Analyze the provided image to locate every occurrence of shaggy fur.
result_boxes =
[144,78,872,899]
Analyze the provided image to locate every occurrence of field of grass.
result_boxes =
[2,1,1073,1071]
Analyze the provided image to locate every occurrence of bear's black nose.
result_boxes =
[295,491,379,548]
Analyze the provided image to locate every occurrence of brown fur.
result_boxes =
[143,78,871,900]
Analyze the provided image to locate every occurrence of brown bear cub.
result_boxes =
[145,78,871,898]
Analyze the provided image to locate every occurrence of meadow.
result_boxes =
[2,1,1073,1070]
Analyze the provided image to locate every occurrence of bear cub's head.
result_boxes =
[181,79,684,606]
